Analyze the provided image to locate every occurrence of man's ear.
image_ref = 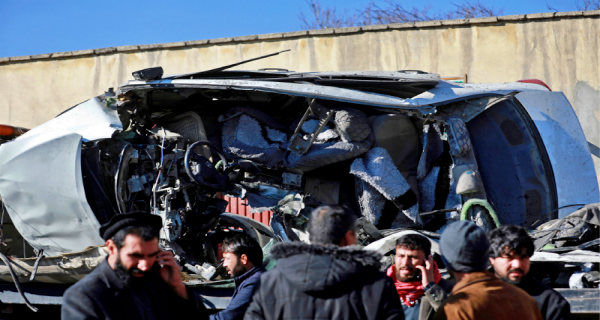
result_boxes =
[106,239,117,256]
[240,254,249,265]
[339,229,357,247]
[489,257,495,266]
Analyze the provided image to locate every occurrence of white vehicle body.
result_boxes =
[0,73,597,257]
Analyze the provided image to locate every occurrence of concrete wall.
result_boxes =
[0,11,598,183]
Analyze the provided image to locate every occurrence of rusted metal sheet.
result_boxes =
[217,195,273,226]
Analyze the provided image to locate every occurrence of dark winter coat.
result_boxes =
[244,242,404,320]
[210,265,266,320]
[61,259,207,320]
[517,275,573,320]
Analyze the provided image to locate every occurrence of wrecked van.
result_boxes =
[0,51,598,314]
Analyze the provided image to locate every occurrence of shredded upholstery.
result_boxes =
[351,148,420,225]
[350,148,410,200]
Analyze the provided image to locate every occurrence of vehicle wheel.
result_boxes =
[469,206,496,233]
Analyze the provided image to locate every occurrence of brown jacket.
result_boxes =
[433,271,543,320]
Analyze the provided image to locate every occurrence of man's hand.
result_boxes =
[157,251,189,300]
[415,255,436,288]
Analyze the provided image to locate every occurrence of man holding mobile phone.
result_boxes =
[62,212,208,320]
[387,234,454,320]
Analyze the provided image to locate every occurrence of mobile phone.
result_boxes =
[415,265,423,280]
[415,255,432,280]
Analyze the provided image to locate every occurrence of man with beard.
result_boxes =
[433,221,542,320]
[489,225,572,320]
[210,234,265,320]
[244,205,403,320]
[62,212,207,320]
[388,234,454,320]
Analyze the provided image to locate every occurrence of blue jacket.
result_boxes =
[210,265,266,320]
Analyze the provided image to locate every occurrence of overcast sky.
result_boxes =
[0,0,586,58]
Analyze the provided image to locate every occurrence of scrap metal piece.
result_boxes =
[127,175,143,194]
[156,189,182,242]
[197,262,216,281]
[275,194,306,217]
[0,131,104,255]
[530,250,600,263]
[29,249,44,282]
[129,149,139,164]
[132,67,164,81]
[356,217,384,246]
[282,172,302,189]
[288,100,334,156]
[168,49,291,80]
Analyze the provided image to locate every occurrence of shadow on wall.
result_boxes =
[572,81,600,187]
[573,81,600,149]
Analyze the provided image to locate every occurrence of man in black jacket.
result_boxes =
[244,205,404,320]
[489,225,572,320]
[211,234,265,320]
[61,212,207,320]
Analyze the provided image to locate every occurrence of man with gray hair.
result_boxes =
[244,205,404,320]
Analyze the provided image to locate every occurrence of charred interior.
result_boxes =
[74,85,474,276]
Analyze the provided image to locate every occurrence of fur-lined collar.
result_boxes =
[271,241,383,269]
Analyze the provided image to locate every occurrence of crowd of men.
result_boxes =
[61,206,573,320]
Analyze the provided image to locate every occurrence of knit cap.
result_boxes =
[439,220,489,272]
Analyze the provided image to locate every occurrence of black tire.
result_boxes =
[468,206,496,233]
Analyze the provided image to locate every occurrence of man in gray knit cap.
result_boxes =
[433,221,542,320]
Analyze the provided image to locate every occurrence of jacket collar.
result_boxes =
[451,270,497,293]
[96,258,143,319]
[97,257,172,319]
[98,257,127,291]
[234,265,265,288]
[271,241,382,269]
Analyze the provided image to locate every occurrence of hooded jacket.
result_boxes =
[244,242,404,320]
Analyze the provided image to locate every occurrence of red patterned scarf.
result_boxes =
[386,261,442,307]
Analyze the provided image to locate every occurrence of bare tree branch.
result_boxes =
[445,1,504,19]
[546,2,559,12]
[301,0,505,29]
[575,0,600,10]
[362,0,437,24]
[299,0,359,30]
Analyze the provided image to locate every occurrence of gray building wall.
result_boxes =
[0,11,598,184]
